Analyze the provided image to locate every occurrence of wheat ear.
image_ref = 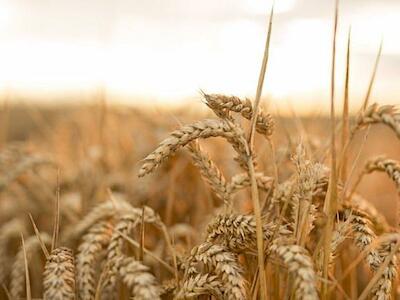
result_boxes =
[269,238,319,300]
[76,221,113,300]
[363,156,400,191]
[62,199,133,246]
[174,273,223,299]
[184,242,247,299]
[0,219,26,284]
[202,93,274,136]
[352,103,400,139]
[350,195,390,234]
[291,146,325,245]
[138,119,249,177]
[10,233,51,299]
[187,142,230,203]
[368,233,398,300]
[206,213,288,252]
[343,208,397,299]
[0,155,55,192]
[43,247,76,300]
[227,172,273,195]
[103,209,162,296]
[112,255,161,300]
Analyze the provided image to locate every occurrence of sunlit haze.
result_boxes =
[0,0,399,112]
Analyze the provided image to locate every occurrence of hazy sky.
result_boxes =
[0,0,399,110]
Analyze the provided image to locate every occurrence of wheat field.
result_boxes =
[1,1,400,299]
[0,91,399,299]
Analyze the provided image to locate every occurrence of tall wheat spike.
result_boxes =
[76,221,113,300]
[102,208,162,297]
[43,247,76,300]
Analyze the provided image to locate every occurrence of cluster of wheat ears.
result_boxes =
[0,91,399,300]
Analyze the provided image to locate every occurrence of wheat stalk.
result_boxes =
[43,247,76,300]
